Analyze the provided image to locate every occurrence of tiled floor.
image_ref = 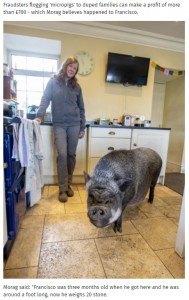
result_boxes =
[3,184,185,279]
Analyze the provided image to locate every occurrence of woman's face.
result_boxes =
[66,63,78,78]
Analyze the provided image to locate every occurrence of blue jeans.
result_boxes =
[53,125,80,192]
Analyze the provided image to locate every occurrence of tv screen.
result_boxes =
[106,52,150,86]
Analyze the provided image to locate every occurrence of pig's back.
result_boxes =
[94,147,161,178]
[93,147,162,204]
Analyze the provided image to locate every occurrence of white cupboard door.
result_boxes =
[91,127,132,138]
[40,126,57,175]
[91,138,131,157]
[131,129,170,183]
[88,158,101,175]
[40,126,87,177]
[74,135,87,175]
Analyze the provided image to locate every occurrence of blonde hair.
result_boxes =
[55,56,79,87]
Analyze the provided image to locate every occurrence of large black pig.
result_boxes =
[84,147,162,233]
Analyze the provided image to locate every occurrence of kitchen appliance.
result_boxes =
[3,118,30,258]
[144,120,151,127]
[43,112,52,122]
[123,115,131,126]
[27,105,39,120]
[113,119,119,125]
[96,118,110,126]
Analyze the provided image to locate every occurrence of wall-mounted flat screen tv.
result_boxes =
[106,52,150,86]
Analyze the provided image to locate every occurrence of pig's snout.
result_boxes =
[88,206,111,228]
[88,206,106,219]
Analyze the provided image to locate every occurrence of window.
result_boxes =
[9,51,59,117]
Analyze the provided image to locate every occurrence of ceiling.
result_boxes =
[101,21,185,39]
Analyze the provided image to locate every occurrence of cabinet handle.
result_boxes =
[133,143,137,146]
[108,131,115,135]
[108,147,114,151]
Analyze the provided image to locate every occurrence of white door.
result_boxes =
[131,129,170,184]
[151,82,166,127]
[175,188,185,257]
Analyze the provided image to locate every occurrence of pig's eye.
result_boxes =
[105,199,112,205]
[89,194,95,201]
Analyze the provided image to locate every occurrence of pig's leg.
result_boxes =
[148,166,162,203]
[148,185,155,203]
[113,215,122,233]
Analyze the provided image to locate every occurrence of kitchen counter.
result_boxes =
[88,124,171,130]
[41,121,171,131]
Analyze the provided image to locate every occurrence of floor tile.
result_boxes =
[132,217,178,250]
[4,228,43,269]
[157,196,182,206]
[69,184,79,191]
[156,185,182,198]
[77,184,87,191]
[20,215,45,228]
[78,190,87,203]
[43,213,92,242]
[48,185,59,196]
[37,239,106,278]
[64,193,82,204]
[123,205,147,220]
[137,201,164,218]
[4,267,38,279]
[153,196,171,207]
[25,197,65,216]
[157,205,181,224]
[41,185,49,197]
[64,202,87,214]
[42,213,138,243]
[98,221,138,237]
[155,248,185,278]
[156,184,175,192]
[95,234,173,278]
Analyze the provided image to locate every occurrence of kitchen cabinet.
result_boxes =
[40,125,87,184]
[131,128,170,184]
[41,125,170,185]
[87,126,132,175]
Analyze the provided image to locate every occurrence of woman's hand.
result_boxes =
[34,117,42,123]
[79,131,85,139]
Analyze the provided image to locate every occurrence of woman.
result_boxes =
[35,56,86,202]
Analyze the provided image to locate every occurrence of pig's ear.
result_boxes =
[83,171,91,183]
[117,178,132,192]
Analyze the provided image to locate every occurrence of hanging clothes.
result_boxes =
[11,117,44,207]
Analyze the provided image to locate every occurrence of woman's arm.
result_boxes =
[35,78,53,119]
[77,87,86,132]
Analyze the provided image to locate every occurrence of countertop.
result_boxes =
[41,121,171,130]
